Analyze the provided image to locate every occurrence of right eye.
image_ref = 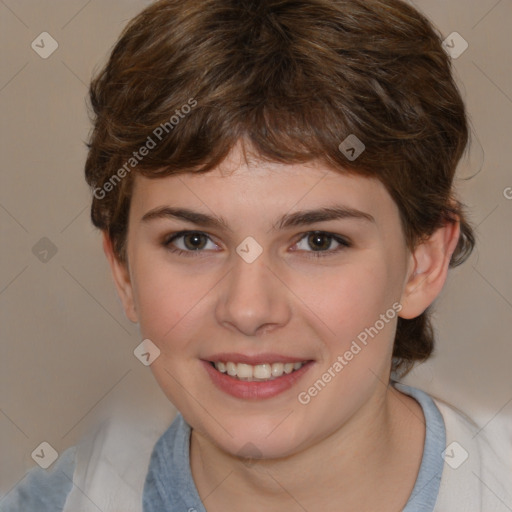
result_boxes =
[162,231,220,256]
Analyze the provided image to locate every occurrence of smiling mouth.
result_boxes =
[209,361,308,381]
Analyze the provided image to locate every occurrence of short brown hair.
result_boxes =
[85,0,475,376]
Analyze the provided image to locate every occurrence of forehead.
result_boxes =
[129,145,399,230]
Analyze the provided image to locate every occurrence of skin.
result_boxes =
[103,140,460,511]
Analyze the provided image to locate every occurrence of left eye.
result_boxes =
[293,231,350,257]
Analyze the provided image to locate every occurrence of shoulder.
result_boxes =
[434,396,512,473]
[63,397,177,512]
[395,382,512,511]
[432,396,512,511]
[1,382,178,512]
[0,446,76,512]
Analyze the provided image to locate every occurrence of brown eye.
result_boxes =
[182,232,208,250]
[307,232,333,251]
[163,231,219,256]
[293,231,351,258]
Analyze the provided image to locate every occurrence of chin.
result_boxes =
[196,413,309,461]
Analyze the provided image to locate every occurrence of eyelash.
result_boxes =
[162,230,351,258]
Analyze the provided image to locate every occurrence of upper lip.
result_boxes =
[203,353,313,365]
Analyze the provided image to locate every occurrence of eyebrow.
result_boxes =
[140,205,375,231]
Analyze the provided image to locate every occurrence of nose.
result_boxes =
[215,251,291,337]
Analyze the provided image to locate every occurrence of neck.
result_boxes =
[190,384,425,512]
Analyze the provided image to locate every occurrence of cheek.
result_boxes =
[292,260,400,399]
[293,263,399,432]
[291,258,393,342]
[132,256,211,346]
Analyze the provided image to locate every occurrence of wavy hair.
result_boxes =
[85,0,475,376]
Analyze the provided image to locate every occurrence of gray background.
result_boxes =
[1,0,511,496]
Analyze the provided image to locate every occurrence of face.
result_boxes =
[114,142,417,459]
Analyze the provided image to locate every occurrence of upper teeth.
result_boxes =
[214,361,305,381]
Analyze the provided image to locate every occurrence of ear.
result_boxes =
[399,218,460,320]
[102,231,138,323]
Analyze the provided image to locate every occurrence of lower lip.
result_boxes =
[202,360,314,400]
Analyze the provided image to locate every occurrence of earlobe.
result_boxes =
[101,231,139,323]
[399,219,460,320]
